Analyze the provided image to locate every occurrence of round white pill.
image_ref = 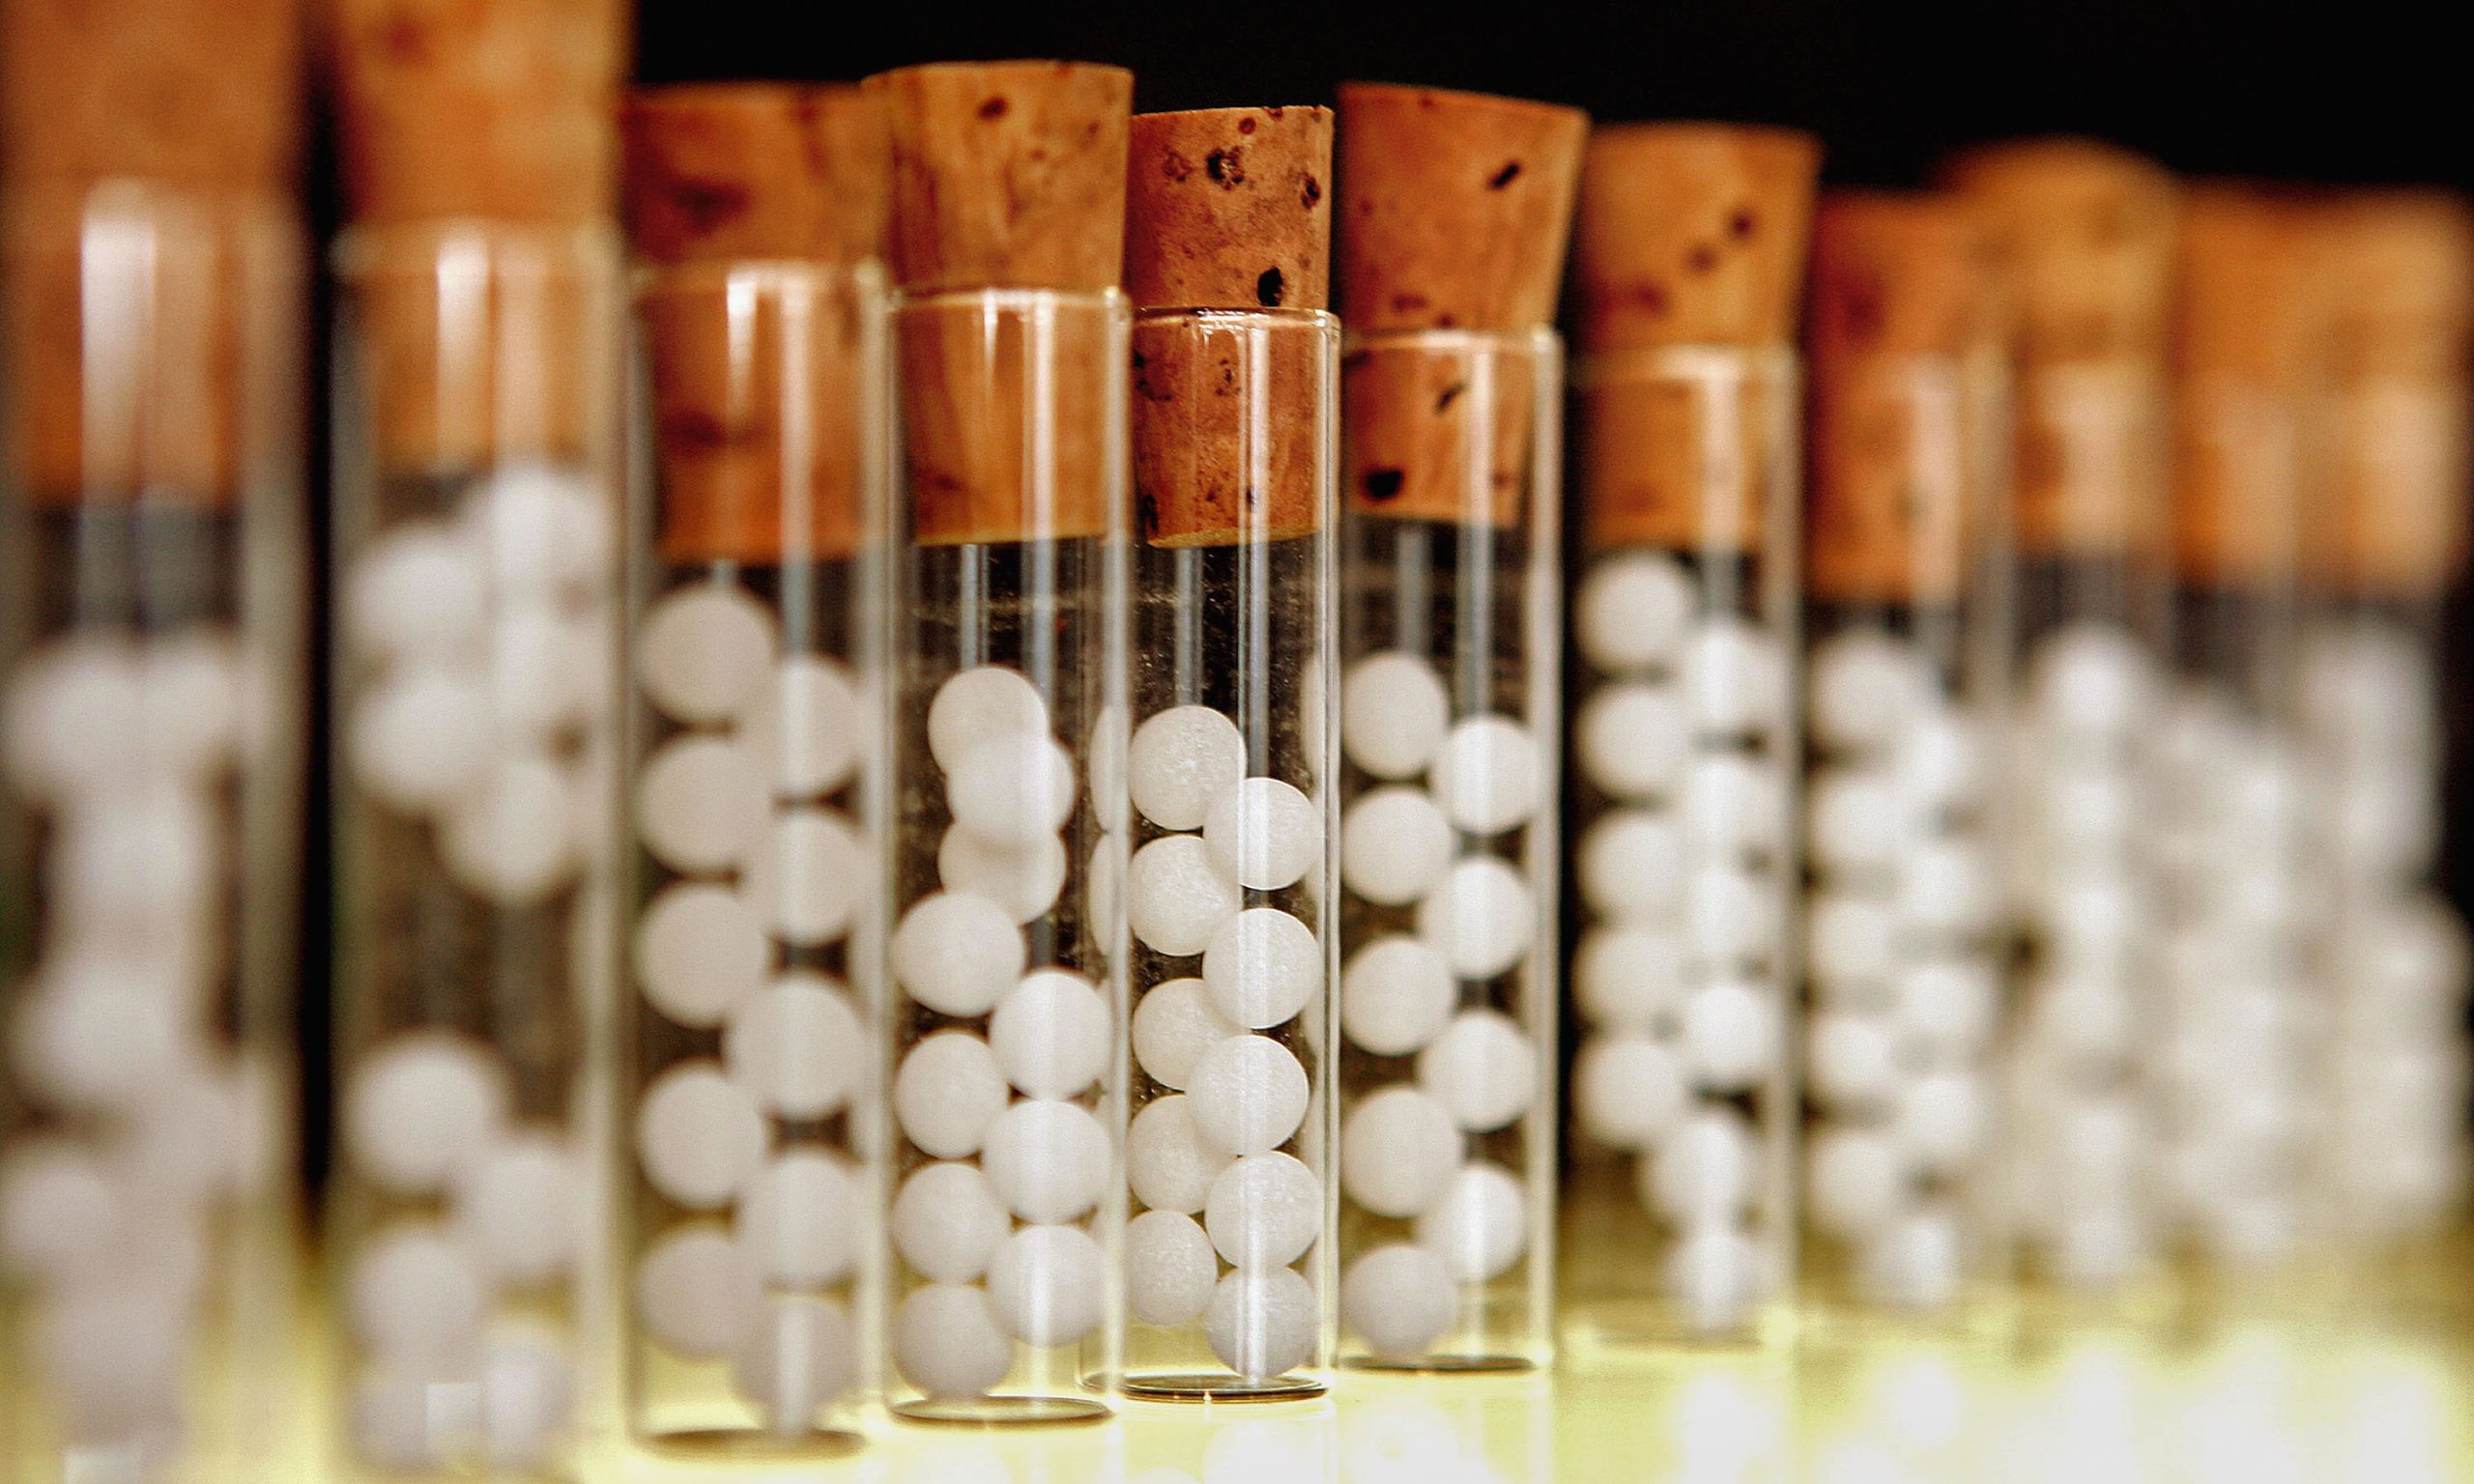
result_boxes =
[1126,835,1242,958]
[1412,1162,1528,1283]
[639,585,777,726]
[1339,1085,1464,1217]
[2030,623,2151,748]
[1808,1012,1900,1111]
[894,1283,1016,1399]
[1205,1151,1323,1269]
[345,1033,509,1196]
[893,1033,1010,1159]
[1681,979,1777,1094]
[2027,973,2133,1067]
[1574,552,1694,675]
[990,970,1112,1099]
[1186,1034,1309,1156]
[948,733,1078,849]
[1807,1124,1909,1238]
[134,632,244,778]
[1682,614,1787,740]
[1575,681,1690,800]
[1892,958,1998,1064]
[1340,652,1449,780]
[892,1161,1011,1284]
[1861,1206,1963,1310]
[10,957,187,1112]
[985,1223,1107,1348]
[636,733,767,875]
[637,1062,771,1210]
[929,666,1050,773]
[1809,630,1926,756]
[735,1150,858,1289]
[980,1099,1110,1224]
[466,463,613,602]
[1664,1226,1764,1334]
[1683,751,1786,863]
[485,603,592,741]
[1572,1034,1688,1151]
[1338,936,1455,1056]
[1807,889,1897,995]
[635,883,770,1029]
[1897,708,1986,818]
[348,668,492,813]
[1430,716,1540,835]
[1129,704,1247,830]
[1686,863,1775,969]
[1127,1210,1219,1327]
[636,1224,762,1358]
[1415,1010,1536,1131]
[1088,705,1130,833]
[1645,1107,1756,1225]
[891,893,1026,1017]
[938,827,1067,925]
[346,523,488,667]
[732,1294,856,1432]
[450,1129,579,1287]
[0,1141,123,1282]
[1415,856,1535,982]
[745,655,862,800]
[1128,1094,1234,1214]
[723,973,862,1120]
[1205,777,1322,891]
[1204,908,1323,1031]
[1896,838,1997,942]
[441,751,578,906]
[349,1222,487,1361]
[1132,978,1240,1090]
[1577,810,1685,924]
[1891,1071,1987,1175]
[1338,786,1454,906]
[1205,1266,1318,1381]
[1572,927,1687,1035]
[1340,1243,1455,1360]
[3,634,146,803]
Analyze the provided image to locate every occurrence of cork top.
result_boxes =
[2172,185,2326,390]
[2316,189,2474,384]
[1124,107,1333,312]
[0,0,302,193]
[1573,123,1823,352]
[332,0,627,226]
[622,84,889,267]
[870,60,1133,294]
[1808,191,2001,362]
[1942,137,2179,365]
[1335,82,1589,332]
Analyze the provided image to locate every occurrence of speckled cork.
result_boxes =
[1336,83,1587,527]
[626,84,886,564]
[0,0,302,506]
[1806,192,2003,603]
[1125,106,1333,547]
[1572,123,1820,551]
[873,61,1133,546]
[1945,138,2179,559]
[2313,190,2474,596]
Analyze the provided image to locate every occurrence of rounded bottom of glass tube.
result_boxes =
[639,1425,868,1461]
[1118,1372,1327,1403]
[1344,1351,1536,1376]
[892,1394,1114,1427]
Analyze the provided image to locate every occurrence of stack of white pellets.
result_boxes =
[1334,648,1544,1363]
[1568,550,1790,1333]
[1803,626,2003,1311]
[334,464,612,1470]
[627,573,872,1433]
[0,624,277,1458]
[2006,620,2161,1288]
[886,665,1115,1407]
[2305,620,2472,1235]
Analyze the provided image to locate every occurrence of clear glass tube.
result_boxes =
[1112,307,1338,1401]
[1562,343,1798,1350]
[615,257,886,1454]
[881,288,1128,1425]
[0,181,306,1481]
[1798,346,2013,1334]
[1333,327,1561,1371]
[327,221,623,1480]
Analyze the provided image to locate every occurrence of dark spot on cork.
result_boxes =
[1267,106,1286,119]
[1435,382,1466,414]
[1341,349,1372,373]
[1161,150,1194,183]
[1242,484,1259,509]
[1363,469,1406,501]
[1631,279,1671,317]
[1238,117,1257,135]
[1220,363,1237,390]
[1729,209,1759,239]
[1685,243,1719,274]
[669,177,752,235]
[1256,267,1285,306]
[1839,271,1886,341]
[1392,293,1430,316]
[659,410,734,455]
[1028,146,1049,162]
[1301,177,1322,210]
[978,96,1009,121]
[1136,488,1163,542]
[1489,160,1523,189]
[1436,313,1457,328]
[378,15,431,62]
[1205,149,1246,186]
[1131,349,1148,370]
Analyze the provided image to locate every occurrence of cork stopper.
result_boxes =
[1806,192,2003,603]
[1125,107,1332,312]
[623,84,889,267]
[2313,190,2474,595]
[1573,123,1823,352]
[331,0,626,227]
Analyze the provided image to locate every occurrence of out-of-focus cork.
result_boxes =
[1572,123,1820,551]
[625,85,886,564]
[873,61,1133,546]
[2170,186,2327,588]
[1806,192,2004,604]
[1125,106,1332,547]
[1944,138,2179,559]
[2313,190,2474,596]
[1336,83,1587,527]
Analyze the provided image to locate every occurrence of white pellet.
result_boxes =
[893,1283,1016,1399]
[636,1224,762,1359]
[1127,1209,1220,1327]
[1574,553,1694,676]
[1807,1124,1909,1238]
[989,969,1112,1100]
[1339,1085,1464,1218]
[747,655,862,800]
[1414,1010,1536,1132]
[1572,926,1687,1036]
[1572,1034,1688,1151]
[1806,764,1904,882]
[1128,704,1247,831]
[1575,680,1691,802]
[466,464,612,603]
[892,1162,1011,1284]
[450,1129,579,1287]
[891,892,1027,1017]
[1412,1161,1528,1283]
[1807,1011,1900,1112]
[1664,1226,1764,1334]
[1204,908,1323,1031]
[738,803,868,946]
[1204,1151,1323,1270]
[1896,707,1986,818]
[1577,810,1685,924]
[892,1032,1010,1159]
[1340,1243,1455,1361]
[1807,889,1897,996]
[345,1033,509,1196]
[9,956,187,1112]
[1126,835,1243,958]
[134,631,243,781]
[635,882,770,1029]
[1338,786,1453,906]
[1429,715,1541,835]
[732,1294,856,1433]
[1685,862,1775,968]
[1809,630,1925,756]
[1128,1094,1235,1214]
[1682,614,1787,740]
[1892,958,1998,1065]
[929,667,1050,772]
[3,634,146,802]
[938,827,1067,925]
[1088,705,1130,833]
[1684,751,1786,863]
[638,585,777,726]
[347,668,492,813]
[1891,1071,1988,1176]
[485,603,592,741]
[723,973,862,1120]
[346,523,488,668]
[735,1151,859,1289]
[635,732,767,875]
[1205,776,1322,892]
[947,733,1078,849]
[440,751,578,906]
[1204,1266,1318,1381]
[1340,652,1449,781]
[2029,623,2151,750]
[1132,978,1240,1091]
[637,1062,772,1211]
[1415,856,1535,982]
[1185,1034,1309,1156]
[1861,1206,1963,1310]
[979,1099,1110,1224]
[985,1223,1107,1348]
[349,1221,487,1361]
[0,1142,122,1282]
[1338,935,1456,1057]
[1645,1107,1756,1226]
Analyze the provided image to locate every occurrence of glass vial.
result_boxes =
[613,85,888,1454]
[1947,141,2181,1313]
[1111,107,1338,1402]
[2304,194,2474,1254]
[1798,194,2012,1333]
[872,61,1133,1426]
[1328,86,1587,1373]
[0,13,307,1467]
[1561,125,1819,1350]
